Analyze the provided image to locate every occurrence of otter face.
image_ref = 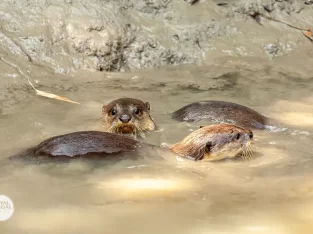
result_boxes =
[170,124,254,161]
[102,98,156,137]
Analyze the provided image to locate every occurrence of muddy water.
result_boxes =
[1,61,313,234]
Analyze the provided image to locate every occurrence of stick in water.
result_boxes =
[0,56,80,105]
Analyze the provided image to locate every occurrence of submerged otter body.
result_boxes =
[10,124,254,163]
[9,131,142,163]
[172,101,273,130]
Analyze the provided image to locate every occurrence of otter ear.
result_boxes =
[145,102,150,111]
[102,105,107,114]
[199,125,204,128]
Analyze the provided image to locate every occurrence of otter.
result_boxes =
[102,98,156,137]
[9,124,254,163]
[172,100,276,130]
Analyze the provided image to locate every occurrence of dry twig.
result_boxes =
[0,56,80,104]
[249,11,313,42]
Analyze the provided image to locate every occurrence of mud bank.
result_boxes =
[1,0,313,72]
[0,0,313,110]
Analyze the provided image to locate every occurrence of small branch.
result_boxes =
[0,56,80,105]
[248,11,313,42]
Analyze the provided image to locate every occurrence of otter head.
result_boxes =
[102,98,156,137]
[169,124,254,161]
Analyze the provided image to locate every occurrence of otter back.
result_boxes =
[10,131,140,161]
[172,101,269,130]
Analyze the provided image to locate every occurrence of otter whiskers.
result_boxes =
[106,124,146,140]
[107,124,118,134]
[241,142,254,161]
[134,126,146,139]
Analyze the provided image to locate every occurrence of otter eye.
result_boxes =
[236,133,241,140]
[205,142,212,153]
[111,109,117,116]
[134,108,141,115]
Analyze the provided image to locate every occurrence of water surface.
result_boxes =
[1,61,313,234]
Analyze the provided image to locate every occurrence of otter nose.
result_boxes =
[248,131,253,139]
[119,115,131,123]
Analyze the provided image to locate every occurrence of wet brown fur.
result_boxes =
[102,98,156,136]
[10,125,253,163]
[172,100,273,130]
[170,124,253,161]
[9,131,140,161]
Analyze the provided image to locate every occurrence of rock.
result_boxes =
[264,43,279,56]
[0,0,312,73]
[184,0,200,5]
[305,0,313,5]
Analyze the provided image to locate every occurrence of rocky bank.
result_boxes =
[0,0,313,109]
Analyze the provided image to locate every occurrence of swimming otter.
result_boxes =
[102,98,156,137]
[172,101,276,130]
[9,124,254,163]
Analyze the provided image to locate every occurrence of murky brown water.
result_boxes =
[1,60,313,234]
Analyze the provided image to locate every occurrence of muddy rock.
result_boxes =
[0,0,312,73]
